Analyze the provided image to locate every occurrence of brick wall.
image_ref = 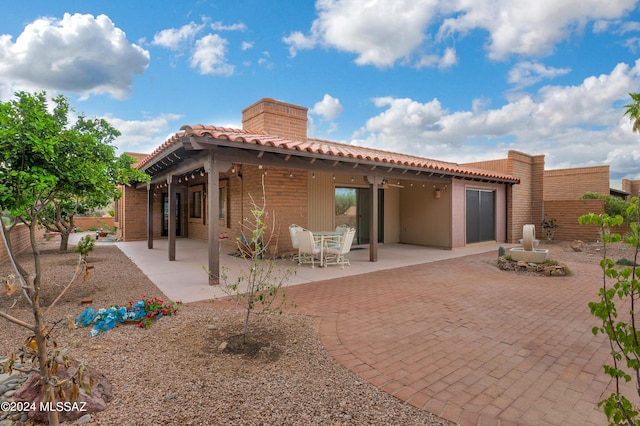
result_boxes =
[466,150,545,243]
[119,185,148,241]
[622,179,640,198]
[544,166,610,200]
[237,165,308,255]
[242,98,308,141]
[544,199,606,241]
[73,217,114,231]
[0,223,32,265]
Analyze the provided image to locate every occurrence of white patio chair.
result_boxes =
[324,228,355,268]
[335,223,351,235]
[289,224,304,262]
[296,229,321,268]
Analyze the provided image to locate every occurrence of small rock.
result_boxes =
[78,414,92,425]
[571,240,584,252]
[218,341,228,352]
[80,298,93,304]
[166,393,176,401]
[206,324,217,330]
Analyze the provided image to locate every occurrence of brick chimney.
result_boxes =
[242,98,308,141]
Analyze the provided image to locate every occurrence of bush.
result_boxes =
[580,192,632,222]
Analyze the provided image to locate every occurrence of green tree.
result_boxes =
[0,91,148,425]
[217,176,295,343]
[624,92,640,134]
[581,201,640,425]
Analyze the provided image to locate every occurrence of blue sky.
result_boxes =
[2,1,640,186]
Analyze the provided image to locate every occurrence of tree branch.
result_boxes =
[0,309,34,330]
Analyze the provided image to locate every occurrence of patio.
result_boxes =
[114,238,505,303]
[107,236,638,425]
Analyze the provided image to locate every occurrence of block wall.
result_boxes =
[544,166,610,200]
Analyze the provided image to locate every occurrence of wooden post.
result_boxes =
[366,175,383,262]
[206,154,220,284]
[168,176,176,261]
[147,184,153,249]
[370,180,378,262]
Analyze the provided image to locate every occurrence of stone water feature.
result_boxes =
[509,224,549,263]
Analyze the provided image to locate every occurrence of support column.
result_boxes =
[147,184,153,249]
[168,176,176,261]
[366,175,383,262]
[206,154,220,284]
[370,182,378,262]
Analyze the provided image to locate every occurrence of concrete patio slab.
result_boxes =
[114,238,506,303]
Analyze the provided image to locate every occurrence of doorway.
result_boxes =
[466,189,494,244]
[335,187,384,245]
[161,192,181,237]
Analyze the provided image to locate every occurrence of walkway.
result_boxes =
[113,237,631,425]
[282,248,626,425]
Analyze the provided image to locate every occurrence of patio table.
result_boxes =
[313,231,342,267]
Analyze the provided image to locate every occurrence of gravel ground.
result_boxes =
[0,238,452,426]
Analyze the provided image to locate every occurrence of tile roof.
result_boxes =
[136,125,520,184]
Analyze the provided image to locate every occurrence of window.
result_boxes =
[189,185,204,223]
[219,183,228,226]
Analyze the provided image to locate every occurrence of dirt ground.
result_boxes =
[0,237,452,425]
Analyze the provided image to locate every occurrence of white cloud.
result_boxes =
[0,13,149,100]
[210,21,247,31]
[285,0,638,67]
[190,34,234,76]
[287,0,439,67]
[105,112,184,154]
[311,94,344,121]
[438,0,638,60]
[282,31,317,58]
[152,22,205,50]
[241,41,254,50]
[351,60,640,175]
[416,47,457,70]
[508,61,571,88]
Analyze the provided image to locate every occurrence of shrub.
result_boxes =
[580,192,632,222]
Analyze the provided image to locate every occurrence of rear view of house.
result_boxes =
[114,98,521,282]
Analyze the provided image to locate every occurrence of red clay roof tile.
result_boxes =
[136,125,520,184]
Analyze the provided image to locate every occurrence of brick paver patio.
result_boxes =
[283,247,633,425]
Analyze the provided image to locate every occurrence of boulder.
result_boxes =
[571,240,584,252]
[13,358,111,423]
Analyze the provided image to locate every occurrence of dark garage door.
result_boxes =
[466,189,495,244]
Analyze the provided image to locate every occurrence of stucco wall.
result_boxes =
[399,183,451,248]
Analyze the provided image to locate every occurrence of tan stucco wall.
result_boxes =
[399,183,451,248]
